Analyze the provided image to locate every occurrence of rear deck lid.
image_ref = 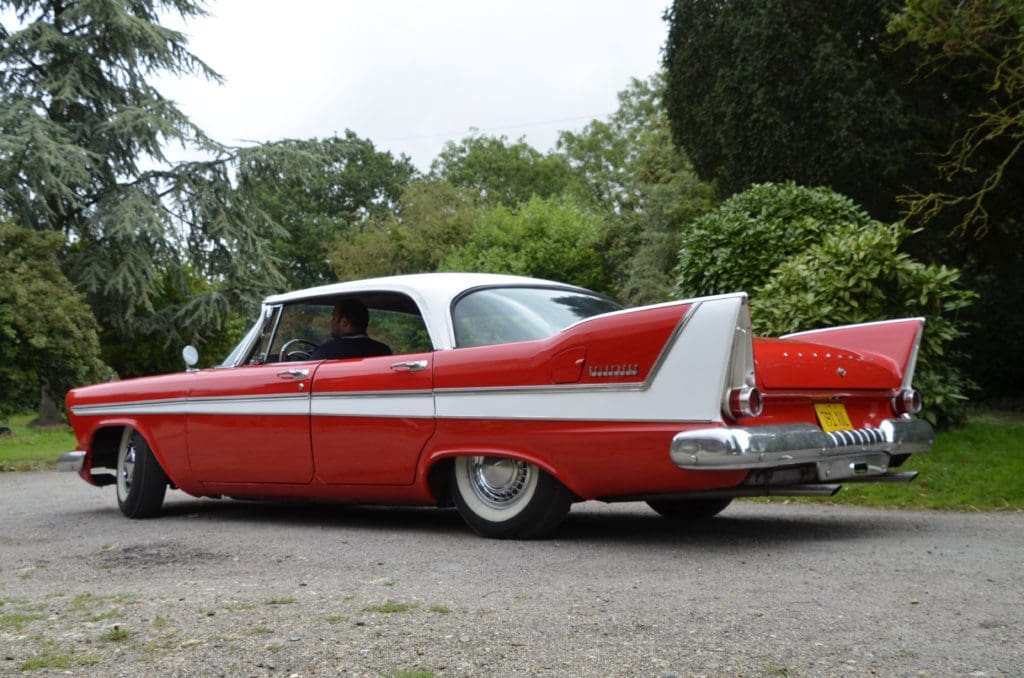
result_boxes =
[754,338,902,390]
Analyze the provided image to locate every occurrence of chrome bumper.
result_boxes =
[670,418,933,481]
[57,451,85,472]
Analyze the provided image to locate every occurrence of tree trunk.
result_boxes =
[31,385,65,428]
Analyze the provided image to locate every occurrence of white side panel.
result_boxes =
[311,393,435,419]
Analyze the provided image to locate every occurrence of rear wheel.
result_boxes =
[116,429,168,519]
[647,498,732,520]
[451,456,571,539]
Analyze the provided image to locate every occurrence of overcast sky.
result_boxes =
[155,1,671,171]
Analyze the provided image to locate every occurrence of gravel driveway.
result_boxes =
[1,471,1021,677]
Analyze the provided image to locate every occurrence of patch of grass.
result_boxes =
[832,415,1024,510]
[224,602,255,612]
[152,616,169,630]
[764,662,790,676]
[100,625,130,642]
[325,614,349,623]
[363,600,418,614]
[20,648,101,671]
[265,597,295,606]
[389,670,434,678]
[249,625,273,635]
[0,611,44,631]
[84,610,121,622]
[757,414,1024,510]
[0,413,76,471]
[428,605,451,614]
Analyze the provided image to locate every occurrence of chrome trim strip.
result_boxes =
[761,391,898,399]
[782,317,926,339]
[57,451,85,472]
[670,418,934,472]
[71,393,311,417]
[433,382,647,396]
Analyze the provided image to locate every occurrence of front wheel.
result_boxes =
[646,498,732,520]
[451,456,571,539]
[116,429,168,519]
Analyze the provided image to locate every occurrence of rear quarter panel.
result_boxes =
[427,299,749,498]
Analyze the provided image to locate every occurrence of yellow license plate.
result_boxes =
[815,403,854,432]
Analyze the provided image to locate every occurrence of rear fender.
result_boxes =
[423,447,579,498]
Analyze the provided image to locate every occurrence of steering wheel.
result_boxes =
[279,338,317,362]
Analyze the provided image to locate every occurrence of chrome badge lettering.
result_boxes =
[589,364,639,378]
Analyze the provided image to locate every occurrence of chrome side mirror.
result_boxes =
[182,345,199,371]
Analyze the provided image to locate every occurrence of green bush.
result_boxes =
[674,182,873,298]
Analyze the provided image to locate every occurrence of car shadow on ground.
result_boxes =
[135,494,924,549]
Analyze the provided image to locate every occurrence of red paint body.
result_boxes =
[65,290,922,507]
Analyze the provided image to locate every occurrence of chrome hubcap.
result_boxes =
[467,456,532,509]
[118,440,136,498]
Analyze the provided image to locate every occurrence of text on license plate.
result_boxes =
[815,403,854,432]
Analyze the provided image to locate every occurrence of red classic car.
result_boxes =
[60,273,933,538]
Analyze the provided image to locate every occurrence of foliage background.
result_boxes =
[1,0,1020,425]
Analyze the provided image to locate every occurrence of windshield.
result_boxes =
[220,308,274,367]
[452,287,621,348]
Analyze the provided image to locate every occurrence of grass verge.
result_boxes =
[823,413,1024,510]
[0,413,75,471]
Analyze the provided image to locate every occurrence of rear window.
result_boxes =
[452,287,621,348]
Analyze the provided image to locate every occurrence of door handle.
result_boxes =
[389,360,428,373]
[277,369,309,379]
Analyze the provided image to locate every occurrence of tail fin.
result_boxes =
[783,319,925,389]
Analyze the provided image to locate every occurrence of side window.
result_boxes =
[370,309,433,355]
[249,294,434,362]
[268,304,332,358]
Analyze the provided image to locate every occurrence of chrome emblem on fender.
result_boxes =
[589,364,639,378]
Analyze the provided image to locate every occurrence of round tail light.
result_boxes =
[894,388,923,416]
[728,386,763,419]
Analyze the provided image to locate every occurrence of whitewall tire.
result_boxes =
[451,456,571,539]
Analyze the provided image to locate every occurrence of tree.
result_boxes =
[0,222,109,420]
[328,179,481,281]
[661,0,978,221]
[236,133,416,288]
[888,0,1024,237]
[558,73,715,305]
[0,0,286,382]
[430,133,583,207]
[673,183,874,298]
[441,196,613,294]
[886,1,1024,399]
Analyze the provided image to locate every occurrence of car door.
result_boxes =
[310,304,436,485]
[310,353,434,485]
[185,363,313,484]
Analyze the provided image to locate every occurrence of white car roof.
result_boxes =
[263,272,585,306]
[262,272,592,351]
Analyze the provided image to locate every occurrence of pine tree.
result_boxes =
[0,0,285,371]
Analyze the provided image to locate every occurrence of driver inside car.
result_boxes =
[309,299,392,361]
